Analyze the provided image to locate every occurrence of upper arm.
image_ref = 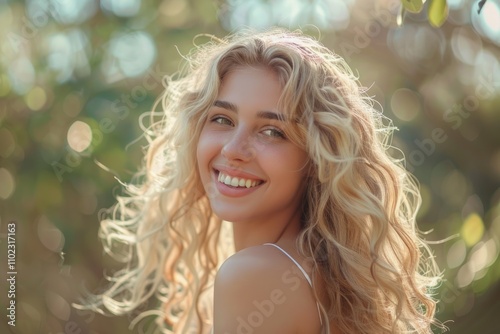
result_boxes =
[213,247,319,334]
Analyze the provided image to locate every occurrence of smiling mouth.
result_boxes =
[216,170,264,188]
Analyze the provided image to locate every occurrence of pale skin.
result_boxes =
[197,66,340,334]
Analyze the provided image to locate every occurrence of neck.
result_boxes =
[231,208,302,252]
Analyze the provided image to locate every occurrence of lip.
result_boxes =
[212,164,265,182]
[211,166,265,198]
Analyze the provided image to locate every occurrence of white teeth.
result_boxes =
[218,171,261,188]
[230,177,239,187]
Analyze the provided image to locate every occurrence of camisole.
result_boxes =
[263,243,323,325]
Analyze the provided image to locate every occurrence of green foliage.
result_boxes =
[428,0,449,27]
[399,0,448,27]
[399,0,489,27]
[402,0,425,13]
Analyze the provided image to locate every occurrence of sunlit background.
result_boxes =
[0,0,499,333]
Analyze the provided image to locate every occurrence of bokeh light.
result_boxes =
[37,215,65,253]
[45,291,71,321]
[448,239,467,269]
[8,56,35,94]
[159,0,189,27]
[448,0,466,10]
[473,48,500,96]
[461,213,485,247]
[0,167,15,199]
[67,121,92,153]
[101,31,156,82]
[456,261,475,288]
[472,0,500,44]
[387,23,446,71]
[451,26,483,65]
[101,0,142,17]
[470,238,498,277]
[25,86,47,111]
[46,29,91,83]
[220,0,352,31]
[48,0,98,24]
[390,88,421,122]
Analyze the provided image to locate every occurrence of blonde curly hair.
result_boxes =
[78,28,443,334]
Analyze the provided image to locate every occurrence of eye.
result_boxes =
[211,115,233,126]
[262,128,286,139]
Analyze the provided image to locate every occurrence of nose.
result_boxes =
[221,129,256,162]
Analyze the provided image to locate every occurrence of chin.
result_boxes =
[210,204,250,224]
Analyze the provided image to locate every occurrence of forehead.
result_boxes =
[218,67,283,107]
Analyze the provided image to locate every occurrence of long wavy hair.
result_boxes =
[79,28,443,334]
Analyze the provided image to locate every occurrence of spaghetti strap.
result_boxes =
[263,243,323,325]
[263,243,313,286]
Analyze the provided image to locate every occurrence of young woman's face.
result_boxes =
[197,66,309,225]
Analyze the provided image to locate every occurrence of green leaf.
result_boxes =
[428,0,448,27]
[402,0,424,13]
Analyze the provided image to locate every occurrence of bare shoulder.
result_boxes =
[215,245,290,285]
[213,245,321,334]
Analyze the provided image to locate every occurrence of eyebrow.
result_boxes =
[213,100,287,122]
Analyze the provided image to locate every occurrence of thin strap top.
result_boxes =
[263,243,322,325]
[263,243,313,285]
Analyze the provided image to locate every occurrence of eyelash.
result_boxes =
[212,116,233,126]
[262,128,286,139]
[210,115,286,139]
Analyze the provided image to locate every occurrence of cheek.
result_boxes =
[267,147,307,170]
[260,148,308,182]
[197,130,219,170]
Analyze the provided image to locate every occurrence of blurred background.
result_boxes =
[0,0,499,333]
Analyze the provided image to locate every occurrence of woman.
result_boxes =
[79,28,443,333]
